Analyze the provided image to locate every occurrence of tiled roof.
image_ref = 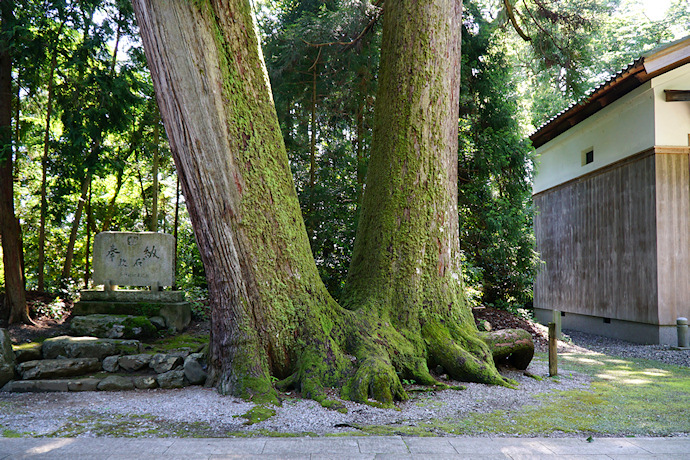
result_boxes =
[530,36,690,148]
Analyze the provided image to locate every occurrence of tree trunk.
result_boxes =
[133,0,342,402]
[100,167,124,232]
[132,0,529,405]
[341,0,508,387]
[149,110,160,232]
[61,174,90,283]
[0,0,29,324]
[38,33,62,292]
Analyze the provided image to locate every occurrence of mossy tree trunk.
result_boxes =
[133,0,523,405]
[132,0,346,402]
[340,0,508,391]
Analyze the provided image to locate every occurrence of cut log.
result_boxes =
[479,328,534,370]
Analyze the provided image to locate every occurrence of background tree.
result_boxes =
[0,0,30,324]
[458,2,537,308]
[262,0,381,299]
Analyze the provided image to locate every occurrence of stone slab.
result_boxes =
[68,378,101,391]
[262,438,360,454]
[357,436,409,455]
[73,301,192,331]
[80,289,185,302]
[98,375,135,391]
[12,342,42,363]
[404,437,456,454]
[540,438,648,455]
[93,232,175,287]
[18,358,101,380]
[42,336,141,360]
[70,314,157,339]
[2,379,69,392]
[0,328,16,388]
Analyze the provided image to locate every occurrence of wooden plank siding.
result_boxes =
[654,151,690,325]
[534,151,659,324]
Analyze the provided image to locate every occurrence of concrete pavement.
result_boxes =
[1,436,689,459]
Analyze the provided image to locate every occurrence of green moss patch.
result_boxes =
[237,405,276,425]
[435,353,689,436]
[144,333,209,354]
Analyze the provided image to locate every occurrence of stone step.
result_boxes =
[80,289,185,303]
[1,378,102,392]
[73,302,191,332]
[1,368,196,393]
[0,352,207,394]
[70,314,157,339]
[17,358,101,380]
[42,336,141,360]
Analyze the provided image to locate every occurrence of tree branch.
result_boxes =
[504,0,531,41]
[301,4,383,50]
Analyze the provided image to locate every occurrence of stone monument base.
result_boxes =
[74,290,192,332]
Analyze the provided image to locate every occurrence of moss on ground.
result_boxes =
[12,342,42,351]
[237,405,277,425]
[143,333,209,354]
[2,429,23,438]
[362,352,690,437]
[47,414,220,438]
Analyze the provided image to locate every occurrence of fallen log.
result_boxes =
[479,328,534,370]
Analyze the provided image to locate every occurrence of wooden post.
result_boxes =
[548,322,558,376]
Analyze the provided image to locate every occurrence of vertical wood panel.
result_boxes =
[655,153,690,324]
[534,153,658,323]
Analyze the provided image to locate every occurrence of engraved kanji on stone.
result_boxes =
[143,245,160,260]
[106,244,120,262]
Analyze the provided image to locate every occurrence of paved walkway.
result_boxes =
[1,436,689,459]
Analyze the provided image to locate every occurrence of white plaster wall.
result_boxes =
[653,63,690,147]
[533,83,655,194]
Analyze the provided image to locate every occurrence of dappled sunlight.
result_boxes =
[594,366,670,385]
[560,353,608,366]
[595,373,650,385]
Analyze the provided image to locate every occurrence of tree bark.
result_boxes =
[60,174,90,283]
[341,0,508,388]
[132,0,529,405]
[132,0,342,402]
[0,0,29,324]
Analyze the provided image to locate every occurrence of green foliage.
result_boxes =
[263,0,381,300]
[29,297,69,320]
[459,2,538,308]
[5,0,204,294]
[184,286,210,321]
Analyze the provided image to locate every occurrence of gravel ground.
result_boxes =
[561,329,690,367]
[1,331,688,437]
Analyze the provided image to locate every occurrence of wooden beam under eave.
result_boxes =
[664,90,690,101]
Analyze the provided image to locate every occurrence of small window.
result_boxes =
[581,148,594,166]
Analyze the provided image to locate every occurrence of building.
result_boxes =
[531,36,690,345]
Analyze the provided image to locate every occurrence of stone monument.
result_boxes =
[73,232,191,333]
[93,232,175,291]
